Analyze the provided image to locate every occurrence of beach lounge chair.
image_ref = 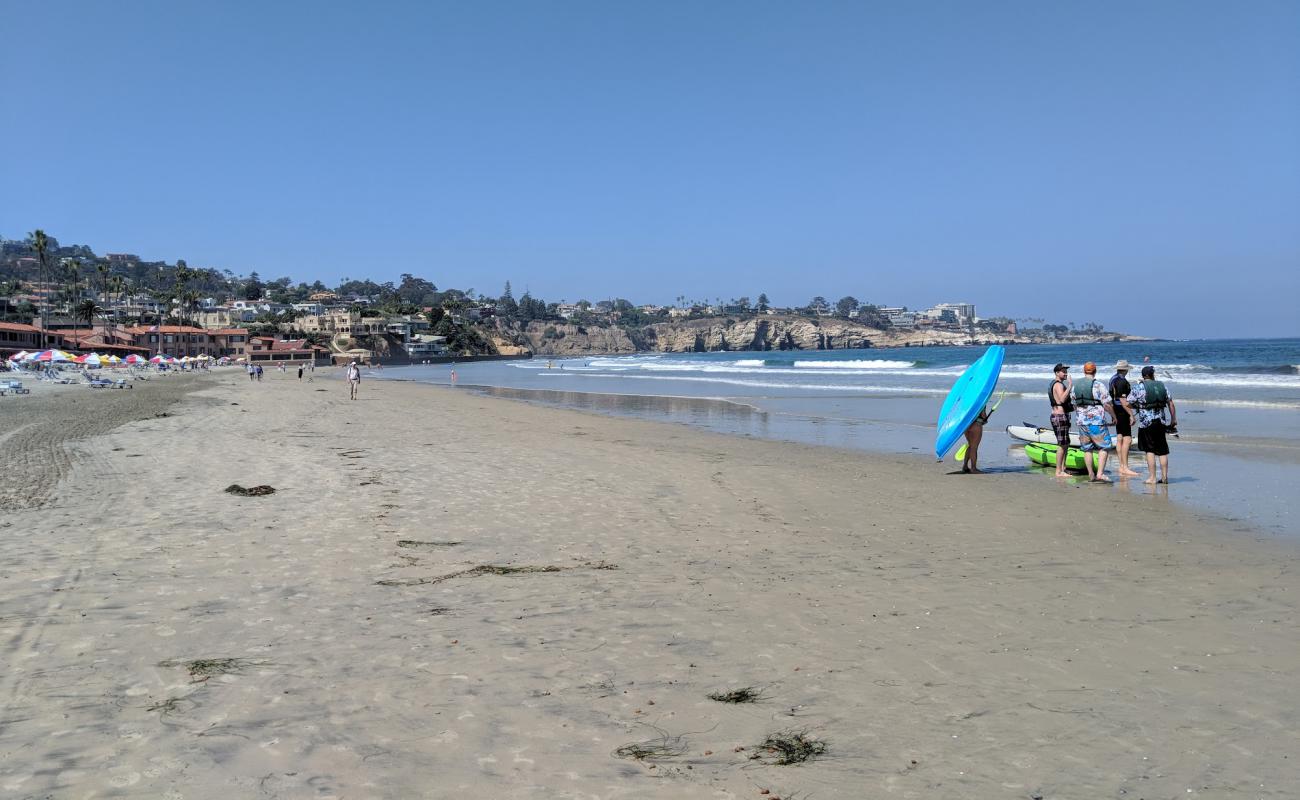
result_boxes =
[2,380,30,395]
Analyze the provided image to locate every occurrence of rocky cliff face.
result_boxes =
[502,320,644,356]
[496,316,1131,356]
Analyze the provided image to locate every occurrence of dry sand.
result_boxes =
[0,370,1296,799]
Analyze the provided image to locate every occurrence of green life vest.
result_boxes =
[1138,379,1168,410]
[1071,378,1102,407]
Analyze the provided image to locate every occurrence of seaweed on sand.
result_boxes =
[614,726,689,762]
[159,657,261,681]
[377,561,616,587]
[750,730,827,765]
[397,539,463,549]
[224,484,275,496]
[708,686,764,704]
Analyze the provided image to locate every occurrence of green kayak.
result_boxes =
[1024,442,1100,473]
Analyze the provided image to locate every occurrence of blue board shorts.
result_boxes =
[1078,423,1113,452]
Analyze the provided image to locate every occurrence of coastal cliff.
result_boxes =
[496,315,1138,356]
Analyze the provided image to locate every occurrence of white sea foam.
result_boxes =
[792,359,915,369]
[569,373,949,394]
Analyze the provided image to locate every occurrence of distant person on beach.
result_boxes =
[247,363,255,382]
[1048,363,1074,477]
[255,365,263,382]
[347,360,361,400]
[297,365,304,381]
[1072,361,1115,482]
[961,404,993,474]
[1109,360,1140,477]
[1124,365,1178,484]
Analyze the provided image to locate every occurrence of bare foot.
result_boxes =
[969,468,984,474]
[1055,471,1068,478]
[1119,469,1141,477]
[1091,475,1112,483]
[1143,477,1157,485]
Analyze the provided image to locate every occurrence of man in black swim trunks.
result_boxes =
[1048,363,1073,478]
[1109,360,1140,477]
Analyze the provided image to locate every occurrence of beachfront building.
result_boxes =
[208,328,251,360]
[246,336,325,365]
[58,326,152,358]
[0,321,66,359]
[121,325,214,357]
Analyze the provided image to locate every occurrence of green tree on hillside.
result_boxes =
[27,230,50,348]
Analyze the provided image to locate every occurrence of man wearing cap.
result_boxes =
[346,359,362,400]
[1123,365,1178,484]
[1109,360,1140,477]
[1070,361,1115,482]
[1048,363,1074,477]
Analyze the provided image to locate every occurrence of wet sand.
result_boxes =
[1,370,1296,798]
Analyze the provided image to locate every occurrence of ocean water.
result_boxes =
[381,339,1300,536]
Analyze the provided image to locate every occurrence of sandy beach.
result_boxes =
[1,369,1296,799]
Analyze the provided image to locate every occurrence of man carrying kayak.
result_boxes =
[1071,361,1116,483]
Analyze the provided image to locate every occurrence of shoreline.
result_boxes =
[2,371,1296,797]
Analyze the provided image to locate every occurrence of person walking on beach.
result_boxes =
[297,364,304,381]
[1109,360,1140,477]
[1048,363,1074,477]
[255,364,263,382]
[1071,361,1116,482]
[346,359,361,400]
[1124,365,1178,484]
[247,363,255,382]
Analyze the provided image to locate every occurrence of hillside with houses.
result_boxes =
[1,233,1138,363]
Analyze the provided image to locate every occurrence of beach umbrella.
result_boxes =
[149,355,166,364]
[82,353,103,367]
[123,354,145,364]
[106,355,122,364]
[10,351,28,362]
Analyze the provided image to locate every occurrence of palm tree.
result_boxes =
[64,258,83,311]
[27,230,50,349]
[96,262,109,299]
[75,299,103,348]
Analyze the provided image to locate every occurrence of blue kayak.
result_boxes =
[934,345,1005,459]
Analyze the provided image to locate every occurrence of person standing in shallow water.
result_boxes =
[1071,361,1115,483]
[1124,365,1178,484]
[1048,363,1074,478]
[1109,360,1141,477]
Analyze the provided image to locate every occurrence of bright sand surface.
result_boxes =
[1,370,1296,799]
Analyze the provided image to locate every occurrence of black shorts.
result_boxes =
[1138,421,1169,456]
[1114,409,1132,438]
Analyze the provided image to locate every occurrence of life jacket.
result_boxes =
[1071,377,1103,407]
[1137,379,1168,411]
[1048,379,1073,413]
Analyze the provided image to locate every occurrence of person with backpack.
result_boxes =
[1048,363,1074,477]
[1123,365,1178,484]
[1071,361,1116,482]
[1109,360,1141,477]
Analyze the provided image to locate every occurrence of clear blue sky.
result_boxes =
[3,1,1297,338]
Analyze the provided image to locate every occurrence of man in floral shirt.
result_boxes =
[1072,361,1116,482]
[1123,365,1178,484]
